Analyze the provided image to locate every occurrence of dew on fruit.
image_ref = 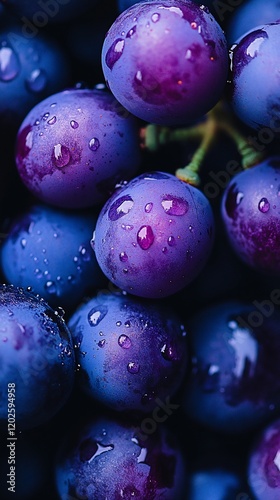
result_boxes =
[167,236,176,246]
[258,197,270,213]
[52,144,71,168]
[89,137,100,152]
[88,305,108,326]
[105,39,125,70]
[145,203,153,213]
[44,281,57,294]
[116,321,122,327]
[0,45,20,81]
[151,13,160,23]
[118,334,132,349]
[161,196,189,216]
[79,245,90,262]
[109,195,134,221]
[137,225,154,250]
[20,238,27,249]
[162,247,167,253]
[126,26,137,38]
[127,361,140,374]
[25,69,47,93]
[161,342,178,361]
[119,252,128,262]
[47,116,57,125]
[98,339,106,348]
[70,120,79,129]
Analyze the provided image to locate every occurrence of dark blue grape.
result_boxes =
[68,291,188,412]
[248,417,280,499]
[55,414,188,499]
[221,157,280,276]
[182,300,280,433]
[102,0,228,126]
[0,204,106,310]
[0,284,75,430]
[92,171,215,298]
[15,87,141,208]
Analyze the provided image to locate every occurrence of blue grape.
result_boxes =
[182,300,280,434]
[0,204,106,310]
[102,0,228,126]
[221,157,280,276]
[15,87,141,208]
[55,414,188,499]
[228,21,280,130]
[68,291,188,412]
[248,417,280,499]
[92,171,215,298]
[0,284,75,430]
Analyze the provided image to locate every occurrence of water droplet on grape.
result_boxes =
[258,197,270,213]
[151,13,160,22]
[118,334,132,349]
[88,305,108,326]
[116,321,122,327]
[109,195,134,221]
[119,252,128,262]
[161,196,188,215]
[44,281,57,294]
[126,26,137,38]
[20,238,27,249]
[0,45,20,81]
[89,137,100,151]
[79,245,90,261]
[47,116,57,125]
[52,144,71,168]
[162,247,167,253]
[145,202,153,213]
[25,69,47,92]
[137,225,154,250]
[127,361,140,374]
[105,38,125,70]
[90,231,95,250]
[161,342,178,361]
[98,339,106,348]
[70,120,79,129]
[167,236,176,246]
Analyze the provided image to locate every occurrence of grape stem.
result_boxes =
[140,100,266,186]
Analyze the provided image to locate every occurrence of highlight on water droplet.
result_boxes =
[144,202,153,213]
[109,195,134,221]
[47,116,57,125]
[167,236,176,247]
[161,195,189,216]
[88,305,108,326]
[105,38,125,70]
[25,68,47,93]
[137,225,154,250]
[119,252,128,262]
[0,45,20,82]
[44,280,57,294]
[89,137,100,152]
[118,334,132,349]
[151,13,160,22]
[126,25,137,38]
[70,120,79,129]
[52,143,71,168]
[258,197,270,213]
[127,361,140,374]
[98,339,106,348]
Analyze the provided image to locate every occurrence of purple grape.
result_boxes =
[0,204,106,310]
[15,87,141,208]
[228,21,280,130]
[92,171,215,298]
[101,0,228,126]
[182,300,280,434]
[221,157,280,276]
[68,291,188,412]
[248,417,280,499]
[55,415,188,499]
[0,284,75,430]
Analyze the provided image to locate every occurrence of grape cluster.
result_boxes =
[0,1,280,499]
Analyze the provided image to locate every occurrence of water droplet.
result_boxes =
[89,137,100,151]
[118,334,132,349]
[34,268,43,278]
[47,116,56,125]
[0,45,20,81]
[20,238,27,248]
[162,247,167,253]
[127,361,140,374]
[98,339,106,348]
[105,38,125,70]
[161,342,178,361]
[189,225,193,232]
[25,69,47,92]
[161,196,189,215]
[70,120,79,129]
[137,225,154,250]
[167,236,176,247]
[258,197,270,213]
[121,224,134,231]
[90,231,95,250]
[151,13,160,22]
[141,391,156,405]
[145,202,153,213]
[88,305,108,326]
[109,195,134,221]
[126,25,137,38]
[79,245,90,262]
[44,281,57,294]
[52,144,71,168]
[116,321,122,327]
[119,251,128,262]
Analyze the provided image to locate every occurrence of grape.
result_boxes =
[221,157,280,276]
[0,284,75,430]
[182,300,280,434]
[0,204,106,310]
[55,414,188,499]
[68,290,188,412]
[228,21,280,130]
[101,0,229,126]
[15,87,141,208]
[92,171,215,298]
[248,417,280,500]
